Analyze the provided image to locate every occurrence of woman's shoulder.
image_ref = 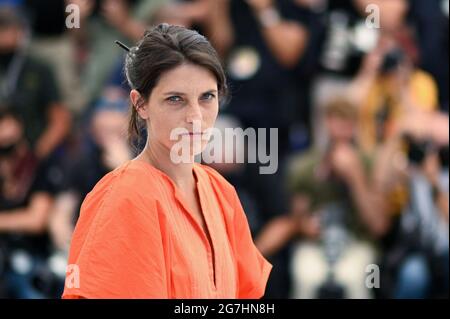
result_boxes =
[83,160,161,205]
[76,160,165,230]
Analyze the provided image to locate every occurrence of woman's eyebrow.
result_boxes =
[163,91,187,96]
[203,89,218,94]
[162,89,218,96]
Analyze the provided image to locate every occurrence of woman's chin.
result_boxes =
[168,140,209,163]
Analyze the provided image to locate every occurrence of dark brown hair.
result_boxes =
[124,23,228,146]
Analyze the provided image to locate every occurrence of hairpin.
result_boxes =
[115,40,130,52]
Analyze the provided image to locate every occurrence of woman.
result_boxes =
[62,24,272,299]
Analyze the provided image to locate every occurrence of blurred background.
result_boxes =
[0,0,448,299]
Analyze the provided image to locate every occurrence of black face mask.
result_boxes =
[0,142,18,158]
[0,51,15,69]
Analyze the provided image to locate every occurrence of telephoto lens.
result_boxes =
[317,202,349,299]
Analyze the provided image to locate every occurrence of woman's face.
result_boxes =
[133,63,219,160]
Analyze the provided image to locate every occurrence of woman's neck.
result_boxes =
[138,139,196,190]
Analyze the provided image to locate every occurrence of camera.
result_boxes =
[381,48,405,74]
[316,202,349,299]
[402,134,449,167]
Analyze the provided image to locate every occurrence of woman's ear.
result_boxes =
[130,89,149,120]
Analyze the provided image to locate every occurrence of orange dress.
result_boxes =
[62,160,272,299]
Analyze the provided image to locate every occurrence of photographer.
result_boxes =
[256,98,389,298]
[373,110,449,298]
[0,107,61,298]
[0,6,71,162]
[65,0,161,108]
[309,0,415,151]
[348,30,439,154]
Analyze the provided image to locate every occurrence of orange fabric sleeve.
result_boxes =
[231,188,272,299]
[63,178,168,299]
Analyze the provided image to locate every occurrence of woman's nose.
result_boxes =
[185,103,203,124]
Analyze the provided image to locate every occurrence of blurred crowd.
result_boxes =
[0,0,448,299]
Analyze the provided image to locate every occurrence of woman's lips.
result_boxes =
[180,132,205,136]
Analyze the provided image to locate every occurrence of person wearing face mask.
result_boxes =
[0,5,71,162]
[0,106,61,298]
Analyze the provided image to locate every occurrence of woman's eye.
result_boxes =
[167,96,183,103]
[201,93,216,101]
